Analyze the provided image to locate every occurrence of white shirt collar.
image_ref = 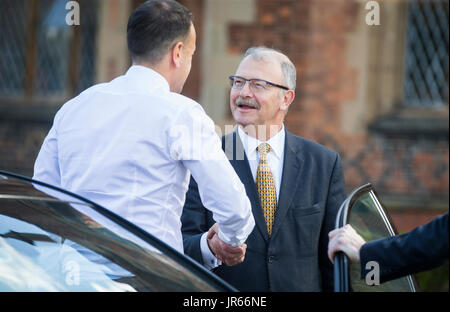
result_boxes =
[125,65,171,94]
[237,124,285,160]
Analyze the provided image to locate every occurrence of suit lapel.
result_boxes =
[271,131,304,239]
[223,131,269,242]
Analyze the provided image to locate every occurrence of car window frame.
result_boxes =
[0,170,237,292]
[333,183,417,292]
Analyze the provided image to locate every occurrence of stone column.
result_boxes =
[95,0,132,83]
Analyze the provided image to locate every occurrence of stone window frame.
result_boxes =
[363,0,449,140]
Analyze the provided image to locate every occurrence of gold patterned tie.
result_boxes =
[256,143,277,236]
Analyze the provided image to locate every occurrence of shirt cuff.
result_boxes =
[200,232,222,270]
[217,213,255,247]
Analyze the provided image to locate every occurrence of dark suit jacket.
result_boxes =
[360,212,449,283]
[181,130,347,291]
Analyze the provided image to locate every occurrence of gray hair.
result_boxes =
[243,46,296,91]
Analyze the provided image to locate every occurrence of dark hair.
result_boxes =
[127,0,193,64]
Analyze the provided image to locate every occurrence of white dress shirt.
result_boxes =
[33,65,255,254]
[201,125,285,269]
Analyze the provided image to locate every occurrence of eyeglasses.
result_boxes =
[228,75,289,92]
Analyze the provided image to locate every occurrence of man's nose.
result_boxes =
[238,81,253,97]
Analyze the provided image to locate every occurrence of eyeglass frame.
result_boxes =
[228,75,290,91]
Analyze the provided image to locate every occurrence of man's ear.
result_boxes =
[280,90,295,111]
[171,41,184,68]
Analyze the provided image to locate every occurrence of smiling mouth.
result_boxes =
[237,104,257,109]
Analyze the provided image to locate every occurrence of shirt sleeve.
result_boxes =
[33,122,61,187]
[169,104,255,247]
[200,232,222,270]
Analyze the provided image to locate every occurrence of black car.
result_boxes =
[0,170,236,291]
[0,170,417,292]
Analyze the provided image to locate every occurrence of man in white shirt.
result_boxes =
[33,0,254,259]
[182,47,347,291]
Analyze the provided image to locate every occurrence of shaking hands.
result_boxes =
[206,223,247,266]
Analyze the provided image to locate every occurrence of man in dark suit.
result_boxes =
[328,212,449,283]
[181,46,347,291]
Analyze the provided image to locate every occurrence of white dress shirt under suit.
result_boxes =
[200,125,285,268]
[33,65,255,254]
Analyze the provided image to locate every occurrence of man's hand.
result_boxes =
[206,223,247,266]
[328,224,366,264]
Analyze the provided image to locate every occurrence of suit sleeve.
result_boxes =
[181,176,214,265]
[320,153,347,292]
[360,212,449,283]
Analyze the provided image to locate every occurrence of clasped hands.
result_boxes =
[206,223,247,266]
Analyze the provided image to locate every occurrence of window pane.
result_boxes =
[33,0,99,97]
[34,0,71,97]
[348,191,415,292]
[0,0,29,96]
[403,0,449,107]
[78,0,98,93]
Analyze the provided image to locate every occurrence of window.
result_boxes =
[403,0,449,107]
[334,184,417,292]
[0,0,99,99]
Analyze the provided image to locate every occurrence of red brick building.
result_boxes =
[0,0,448,232]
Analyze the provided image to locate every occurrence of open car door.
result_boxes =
[334,183,417,292]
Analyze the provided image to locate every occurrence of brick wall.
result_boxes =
[228,0,361,145]
[0,0,447,233]
[0,120,51,176]
[227,0,448,231]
